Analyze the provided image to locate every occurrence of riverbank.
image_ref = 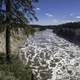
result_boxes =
[0,53,34,80]
[0,25,39,54]
[0,25,40,80]
[53,22,80,46]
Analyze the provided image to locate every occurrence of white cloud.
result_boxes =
[36,8,40,11]
[45,13,53,17]
[52,19,75,25]
[76,16,80,19]
[64,20,75,23]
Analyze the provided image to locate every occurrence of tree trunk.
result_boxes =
[6,26,11,62]
[5,0,12,63]
[31,72,34,80]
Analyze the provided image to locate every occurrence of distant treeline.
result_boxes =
[53,22,80,45]
[30,25,56,30]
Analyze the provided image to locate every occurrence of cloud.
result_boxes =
[52,19,75,25]
[36,8,40,11]
[64,20,74,23]
[76,16,80,19]
[45,13,53,17]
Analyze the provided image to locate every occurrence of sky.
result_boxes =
[30,0,80,25]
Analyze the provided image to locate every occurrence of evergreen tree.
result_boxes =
[0,0,38,63]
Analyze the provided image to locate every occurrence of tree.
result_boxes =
[0,0,38,63]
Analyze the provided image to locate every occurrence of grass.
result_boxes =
[0,53,34,80]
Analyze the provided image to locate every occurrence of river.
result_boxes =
[19,29,80,80]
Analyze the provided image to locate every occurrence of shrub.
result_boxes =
[0,53,33,80]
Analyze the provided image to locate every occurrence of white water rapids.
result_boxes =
[19,29,80,80]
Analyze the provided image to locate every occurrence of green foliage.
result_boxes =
[53,21,80,45]
[53,22,80,36]
[0,53,33,80]
[0,0,38,64]
[0,0,38,24]
[23,27,36,36]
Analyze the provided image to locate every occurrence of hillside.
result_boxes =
[53,22,80,45]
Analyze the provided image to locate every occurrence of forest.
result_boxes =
[53,22,80,45]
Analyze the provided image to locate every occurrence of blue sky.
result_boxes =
[31,0,80,25]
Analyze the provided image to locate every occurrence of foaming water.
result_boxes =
[19,29,80,80]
